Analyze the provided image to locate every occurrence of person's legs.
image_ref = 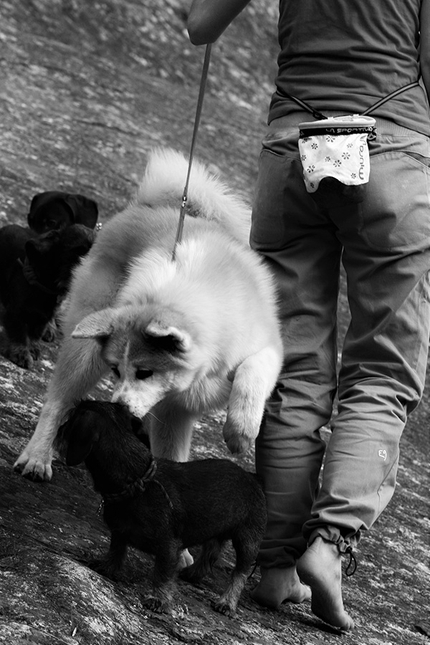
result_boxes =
[249,116,342,607]
[299,120,430,629]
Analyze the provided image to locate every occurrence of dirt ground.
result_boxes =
[0,1,429,644]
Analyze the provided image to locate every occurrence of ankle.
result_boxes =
[297,537,354,631]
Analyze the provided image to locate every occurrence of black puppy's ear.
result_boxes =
[65,417,100,466]
[67,195,99,229]
[29,192,46,214]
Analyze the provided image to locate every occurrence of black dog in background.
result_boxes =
[56,401,267,616]
[0,223,95,369]
[27,191,99,233]
[0,191,99,368]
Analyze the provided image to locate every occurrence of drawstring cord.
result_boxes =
[344,546,357,576]
[247,544,357,580]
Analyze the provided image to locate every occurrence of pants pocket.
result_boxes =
[251,148,305,250]
[361,149,430,250]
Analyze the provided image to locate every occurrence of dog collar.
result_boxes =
[97,457,174,515]
[102,457,158,505]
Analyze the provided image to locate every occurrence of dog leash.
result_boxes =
[172,43,212,261]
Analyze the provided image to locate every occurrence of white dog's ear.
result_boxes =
[145,321,192,352]
[72,308,117,339]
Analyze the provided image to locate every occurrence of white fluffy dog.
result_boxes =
[14,149,283,480]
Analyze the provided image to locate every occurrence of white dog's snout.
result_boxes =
[111,385,134,408]
[111,381,161,419]
[111,390,141,418]
[111,383,134,408]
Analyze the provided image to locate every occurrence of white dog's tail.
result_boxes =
[134,148,251,244]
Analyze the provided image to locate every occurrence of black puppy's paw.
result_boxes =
[141,595,172,614]
[6,345,33,370]
[41,320,57,342]
[211,599,236,618]
[29,341,42,360]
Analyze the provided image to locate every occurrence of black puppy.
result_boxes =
[0,223,95,368]
[28,191,99,233]
[57,400,267,616]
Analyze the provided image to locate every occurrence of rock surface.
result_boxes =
[0,1,429,644]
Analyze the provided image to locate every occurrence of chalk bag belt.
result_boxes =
[284,80,421,121]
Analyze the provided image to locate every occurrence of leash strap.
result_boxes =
[284,81,420,121]
[172,43,212,261]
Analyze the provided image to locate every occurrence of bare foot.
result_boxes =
[297,537,354,631]
[250,566,311,609]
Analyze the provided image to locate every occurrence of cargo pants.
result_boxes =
[250,113,430,566]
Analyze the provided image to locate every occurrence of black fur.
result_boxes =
[0,223,95,368]
[28,191,99,233]
[56,400,267,616]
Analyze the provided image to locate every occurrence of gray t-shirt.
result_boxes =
[269,0,430,135]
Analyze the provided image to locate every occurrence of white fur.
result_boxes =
[136,148,251,245]
[14,148,283,480]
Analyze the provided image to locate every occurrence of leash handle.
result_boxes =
[172,43,212,261]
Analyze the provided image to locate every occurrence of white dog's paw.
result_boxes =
[222,419,254,455]
[14,450,53,481]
